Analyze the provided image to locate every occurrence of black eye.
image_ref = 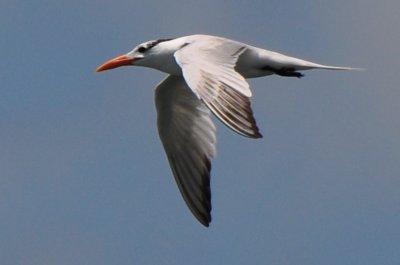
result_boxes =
[137,46,146,53]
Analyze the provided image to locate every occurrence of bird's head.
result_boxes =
[96,39,173,72]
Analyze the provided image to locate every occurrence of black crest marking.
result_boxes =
[147,38,173,49]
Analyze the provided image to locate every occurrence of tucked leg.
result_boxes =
[261,66,304,78]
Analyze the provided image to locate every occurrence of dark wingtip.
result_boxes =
[197,211,211,227]
[252,124,263,139]
[247,124,263,139]
[202,221,210,227]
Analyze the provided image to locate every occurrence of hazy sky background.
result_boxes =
[1,0,399,264]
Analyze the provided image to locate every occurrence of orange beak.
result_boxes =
[96,54,135,72]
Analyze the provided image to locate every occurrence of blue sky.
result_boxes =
[1,0,399,264]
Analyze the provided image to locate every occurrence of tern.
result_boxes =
[97,34,357,227]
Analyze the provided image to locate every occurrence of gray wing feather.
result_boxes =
[174,37,262,138]
[155,75,216,226]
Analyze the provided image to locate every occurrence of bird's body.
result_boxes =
[97,34,357,227]
[124,35,353,78]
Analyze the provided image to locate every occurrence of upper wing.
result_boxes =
[155,75,216,227]
[174,37,262,138]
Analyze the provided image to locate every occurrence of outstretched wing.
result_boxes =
[174,37,262,138]
[155,75,216,227]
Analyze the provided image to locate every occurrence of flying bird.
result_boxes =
[96,34,357,227]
